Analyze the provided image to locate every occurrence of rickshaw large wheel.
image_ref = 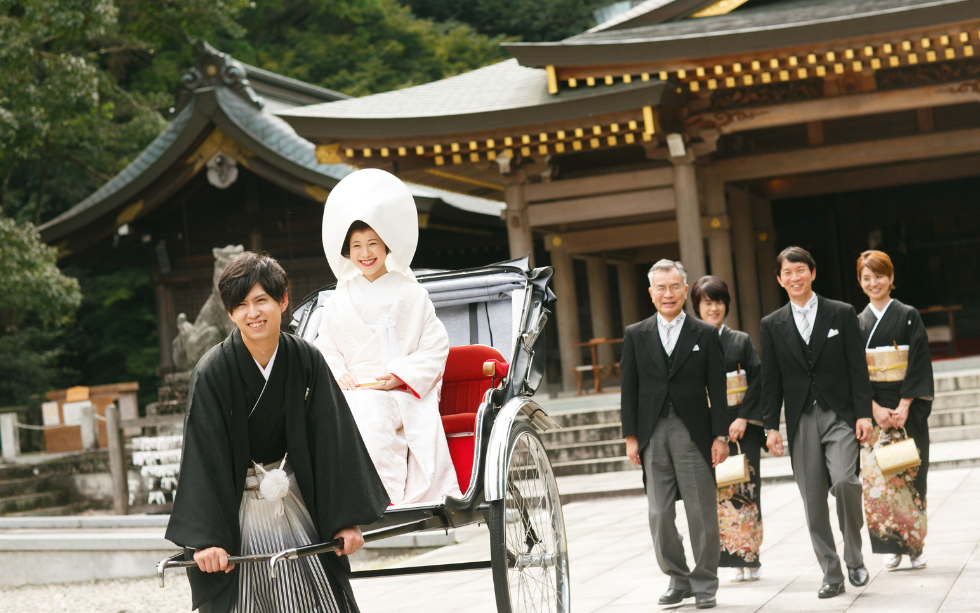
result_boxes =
[489,422,570,613]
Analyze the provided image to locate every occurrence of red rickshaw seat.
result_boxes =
[439,345,506,493]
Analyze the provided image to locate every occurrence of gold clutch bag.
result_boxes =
[866,344,909,382]
[875,429,921,476]
[726,366,748,407]
[716,442,750,488]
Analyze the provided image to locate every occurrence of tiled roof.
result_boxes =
[587,0,716,33]
[277,59,674,139]
[39,104,200,236]
[40,74,503,242]
[507,0,978,67]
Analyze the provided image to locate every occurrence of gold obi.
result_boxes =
[726,370,748,407]
[866,345,908,382]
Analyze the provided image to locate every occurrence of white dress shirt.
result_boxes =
[253,343,279,381]
[791,292,819,343]
[657,311,686,356]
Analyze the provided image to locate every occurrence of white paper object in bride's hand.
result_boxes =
[726,369,748,406]
[321,169,419,287]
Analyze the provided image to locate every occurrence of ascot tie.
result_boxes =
[792,300,814,344]
[661,317,681,355]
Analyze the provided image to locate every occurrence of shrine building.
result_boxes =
[276,0,980,392]
[38,43,509,375]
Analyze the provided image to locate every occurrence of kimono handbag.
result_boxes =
[716,442,750,488]
[875,428,921,476]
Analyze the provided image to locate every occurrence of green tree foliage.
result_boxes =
[403,0,608,42]
[0,0,508,410]
[60,268,160,407]
[0,214,81,327]
[0,214,81,406]
[231,0,509,97]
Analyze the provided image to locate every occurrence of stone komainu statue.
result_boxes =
[171,245,244,371]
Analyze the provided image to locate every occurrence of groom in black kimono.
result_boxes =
[166,251,390,613]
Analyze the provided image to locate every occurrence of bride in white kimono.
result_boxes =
[314,169,462,505]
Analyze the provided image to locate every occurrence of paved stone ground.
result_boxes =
[354,466,980,613]
[2,466,978,612]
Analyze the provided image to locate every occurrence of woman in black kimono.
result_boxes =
[691,276,764,582]
[856,250,933,571]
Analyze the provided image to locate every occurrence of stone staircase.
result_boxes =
[930,369,980,442]
[0,463,83,517]
[542,367,980,477]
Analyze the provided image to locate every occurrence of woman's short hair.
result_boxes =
[218,251,288,313]
[690,275,731,317]
[856,250,896,290]
[341,220,391,259]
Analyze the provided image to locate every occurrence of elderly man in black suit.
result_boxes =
[761,246,873,599]
[622,259,729,610]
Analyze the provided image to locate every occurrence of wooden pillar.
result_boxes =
[617,262,641,329]
[729,187,762,347]
[752,195,781,316]
[504,181,534,267]
[586,257,615,370]
[105,404,129,516]
[671,157,706,285]
[155,283,174,375]
[550,247,582,392]
[703,173,739,326]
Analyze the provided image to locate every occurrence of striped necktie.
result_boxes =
[793,301,813,344]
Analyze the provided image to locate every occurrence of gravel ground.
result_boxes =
[0,554,415,613]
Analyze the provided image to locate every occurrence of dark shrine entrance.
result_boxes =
[771,174,980,355]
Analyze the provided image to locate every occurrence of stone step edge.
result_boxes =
[557,456,980,504]
[552,456,638,468]
[0,502,85,518]
[0,490,66,505]
[547,439,626,451]
[543,421,623,434]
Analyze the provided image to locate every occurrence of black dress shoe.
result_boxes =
[818,583,845,599]
[695,594,717,609]
[848,564,869,587]
[658,589,693,605]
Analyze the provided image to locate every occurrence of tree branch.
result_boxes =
[51,153,113,182]
[112,82,152,112]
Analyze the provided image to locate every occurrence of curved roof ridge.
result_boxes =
[38,104,198,234]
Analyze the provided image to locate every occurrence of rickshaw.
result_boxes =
[158,256,570,613]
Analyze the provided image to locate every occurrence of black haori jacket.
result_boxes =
[620,314,729,468]
[761,295,873,448]
[166,330,390,612]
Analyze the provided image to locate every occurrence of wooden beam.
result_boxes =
[806,121,824,146]
[690,80,980,134]
[524,168,674,203]
[713,127,980,181]
[765,154,980,200]
[545,215,727,255]
[916,108,935,133]
[528,187,674,227]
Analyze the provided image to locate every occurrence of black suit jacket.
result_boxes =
[621,314,729,468]
[760,295,872,447]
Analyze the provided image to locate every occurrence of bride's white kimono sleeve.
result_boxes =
[313,277,461,504]
[386,289,449,401]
